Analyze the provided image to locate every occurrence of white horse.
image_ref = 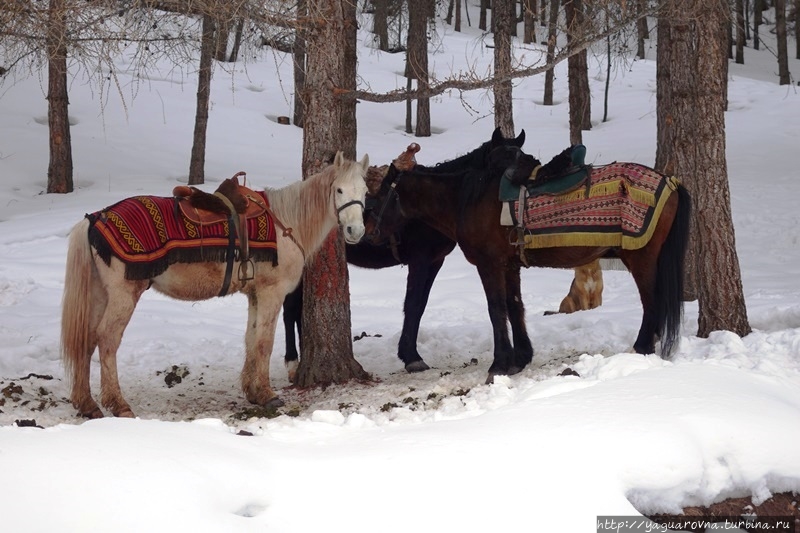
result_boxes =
[61,152,370,418]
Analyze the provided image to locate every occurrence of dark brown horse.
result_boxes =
[282,129,526,377]
[367,141,691,382]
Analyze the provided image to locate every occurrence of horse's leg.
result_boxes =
[619,252,659,354]
[473,259,517,383]
[282,284,302,381]
[74,278,107,418]
[398,256,446,372]
[96,268,148,418]
[242,289,284,407]
[626,191,689,357]
[504,264,534,372]
[61,222,107,418]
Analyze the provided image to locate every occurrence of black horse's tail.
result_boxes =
[656,183,691,358]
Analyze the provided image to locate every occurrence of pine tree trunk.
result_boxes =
[494,0,515,136]
[455,0,462,31]
[735,0,745,64]
[636,0,648,59]
[543,0,559,106]
[46,0,73,194]
[228,19,244,62]
[655,12,674,177]
[297,0,368,387]
[564,0,591,145]
[523,0,536,43]
[693,0,750,338]
[775,0,790,84]
[214,18,229,62]
[341,0,359,150]
[753,0,761,50]
[667,4,698,300]
[666,0,750,335]
[480,0,489,30]
[293,0,307,127]
[407,0,431,137]
[189,14,215,186]
[374,0,389,50]
[796,0,800,59]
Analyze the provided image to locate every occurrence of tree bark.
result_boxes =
[636,0,649,59]
[297,0,368,387]
[341,0,359,150]
[406,0,431,137]
[374,0,389,50]
[543,0,559,106]
[214,17,229,61]
[228,18,244,63]
[494,0,515,136]
[753,0,761,50]
[188,14,215,185]
[523,0,536,43]
[46,0,73,194]
[796,0,800,59]
[480,0,489,31]
[564,0,591,145]
[735,0,745,64]
[665,0,750,336]
[455,0,462,31]
[692,0,750,338]
[293,0,307,127]
[775,0,790,84]
[655,12,674,177]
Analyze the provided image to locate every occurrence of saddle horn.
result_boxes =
[393,143,420,171]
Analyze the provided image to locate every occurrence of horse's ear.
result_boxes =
[491,127,503,144]
[334,151,345,168]
[359,153,370,171]
[515,129,526,147]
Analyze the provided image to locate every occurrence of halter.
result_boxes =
[336,198,366,216]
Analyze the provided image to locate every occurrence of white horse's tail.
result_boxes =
[61,218,96,401]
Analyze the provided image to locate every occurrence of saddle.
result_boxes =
[173,171,267,293]
[499,145,590,203]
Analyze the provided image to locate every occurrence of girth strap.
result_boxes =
[214,192,252,297]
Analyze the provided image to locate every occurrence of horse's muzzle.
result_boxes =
[343,223,365,244]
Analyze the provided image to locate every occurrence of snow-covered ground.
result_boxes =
[1,9,798,533]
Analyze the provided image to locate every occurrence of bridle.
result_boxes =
[366,172,401,241]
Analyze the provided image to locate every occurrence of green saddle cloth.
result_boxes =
[499,145,588,202]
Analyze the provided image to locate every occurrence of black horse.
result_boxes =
[366,140,691,382]
[282,128,526,378]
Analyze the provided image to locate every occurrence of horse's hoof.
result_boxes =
[115,409,136,418]
[265,396,285,408]
[81,407,104,419]
[286,360,299,382]
[485,372,503,385]
[405,360,430,373]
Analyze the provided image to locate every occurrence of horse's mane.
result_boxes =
[265,162,353,260]
[419,139,493,175]
[396,139,504,219]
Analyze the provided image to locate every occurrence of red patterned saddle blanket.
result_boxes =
[504,162,680,251]
[87,189,277,280]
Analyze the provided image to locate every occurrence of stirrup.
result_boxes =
[238,259,255,282]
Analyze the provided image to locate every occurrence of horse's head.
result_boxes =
[332,151,370,244]
[487,144,542,186]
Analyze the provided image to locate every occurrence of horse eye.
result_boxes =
[336,187,343,194]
